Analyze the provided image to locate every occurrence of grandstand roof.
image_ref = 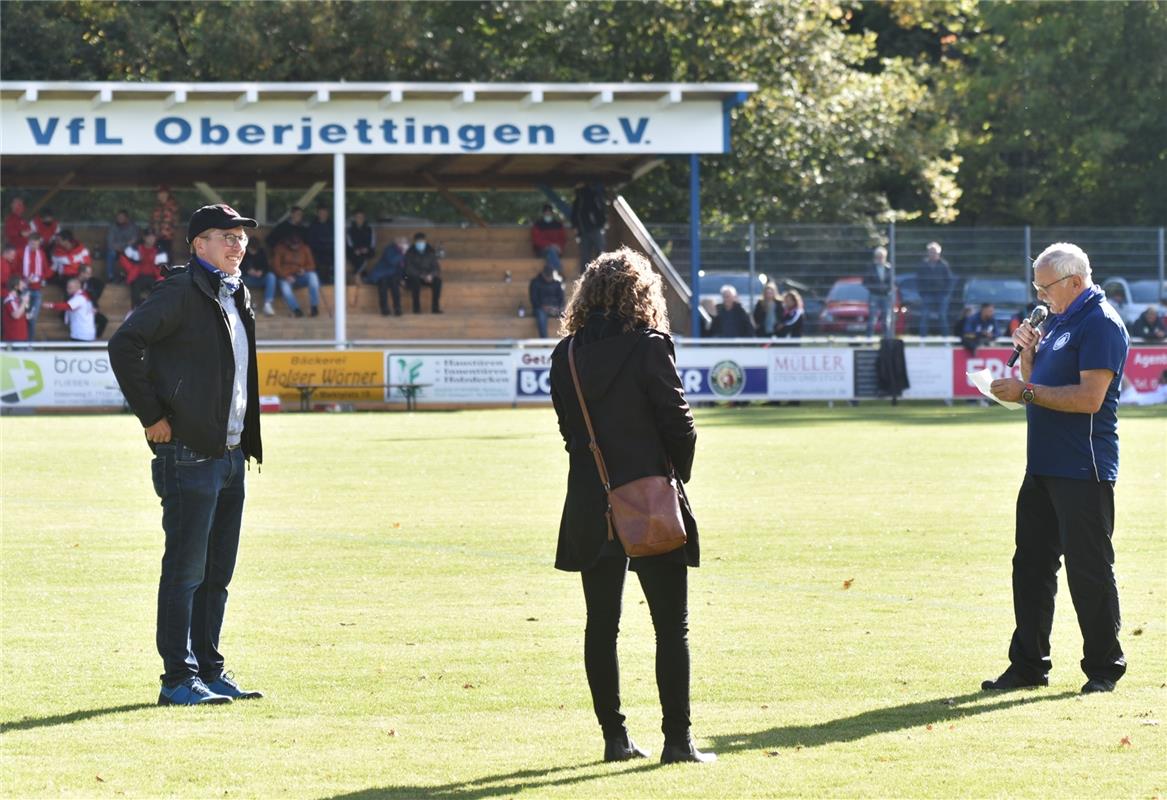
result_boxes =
[0,81,755,190]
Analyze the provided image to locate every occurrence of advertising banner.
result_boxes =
[0,99,726,156]
[952,348,1020,398]
[902,345,955,399]
[767,348,854,400]
[387,351,514,403]
[515,348,556,403]
[258,350,385,402]
[0,350,123,407]
[1126,347,1167,392]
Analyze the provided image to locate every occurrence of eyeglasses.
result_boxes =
[201,233,249,248]
[1032,274,1074,294]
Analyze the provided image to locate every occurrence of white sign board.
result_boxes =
[386,351,514,402]
[767,348,854,400]
[0,99,727,156]
[0,351,124,407]
[901,345,954,399]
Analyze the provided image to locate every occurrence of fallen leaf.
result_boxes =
[1120,736,1132,747]
[339,622,355,627]
[463,683,475,689]
[392,522,401,528]
[795,745,803,751]
[765,750,780,757]
[1132,627,1143,636]
[70,543,80,548]
[526,617,538,622]
[558,704,564,709]
[760,704,769,710]
[926,724,933,731]
[948,725,955,731]
[96,776,105,782]
[386,729,396,737]
[842,578,854,590]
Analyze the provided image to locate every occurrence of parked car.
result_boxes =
[1101,276,1167,328]
[960,277,1029,337]
[817,277,906,335]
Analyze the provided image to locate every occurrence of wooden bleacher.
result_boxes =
[29,224,571,342]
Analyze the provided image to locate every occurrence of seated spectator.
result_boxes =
[268,205,309,249]
[150,185,180,254]
[1,275,31,343]
[528,260,565,338]
[270,235,320,318]
[709,285,755,337]
[32,208,60,251]
[0,244,16,288]
[19,231,48,340]
[368,237,408,317]
[240,234,276,316]
[531,203,567,260]
[752,282,781,337]
[404,232,443,314]
[50,230,93,287]
[962,303,997,353]
[307,204,335,285]
[774,290,805,338]
[346,210,376,280]
[42,277,105,341]
[105,209,140,282]
[1130,306,1167,341]
[1009,302,1037,335]
[4,197,30,251]
[953,305,973,338]
[120,231,169,308]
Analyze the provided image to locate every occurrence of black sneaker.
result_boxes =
[310,306,319,317]
[1081,678,1116,694]
[293,309,304,318]
[981,669,1048,691]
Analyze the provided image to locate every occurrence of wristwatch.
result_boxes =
[1021,383,1036,404]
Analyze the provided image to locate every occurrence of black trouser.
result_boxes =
[406,275,442,312]
[581,557,690,745]
[376,277,402,315]
[1007,473,1126,682]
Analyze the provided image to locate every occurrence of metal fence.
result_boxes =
[647,223,1167,333]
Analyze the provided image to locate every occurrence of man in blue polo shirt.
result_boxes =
[987,242,1129,694]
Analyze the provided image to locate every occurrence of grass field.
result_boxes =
[1,404,1165,799]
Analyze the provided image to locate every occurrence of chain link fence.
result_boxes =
[648,223,1166,335]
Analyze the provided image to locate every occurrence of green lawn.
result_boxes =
[1,405,1165,799]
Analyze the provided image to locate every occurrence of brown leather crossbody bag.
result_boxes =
[567,337,687,557]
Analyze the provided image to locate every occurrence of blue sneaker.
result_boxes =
[158,677,232,706]
[205,672,263,700]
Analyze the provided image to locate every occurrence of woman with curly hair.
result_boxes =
[549,247,713,765]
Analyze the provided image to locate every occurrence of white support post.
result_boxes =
[255,181,268,225]
[193,181,224,204]
[333,153,347,350]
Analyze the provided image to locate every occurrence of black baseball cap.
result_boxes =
[186,203,257,243]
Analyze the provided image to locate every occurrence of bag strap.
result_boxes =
[567,336,613,494]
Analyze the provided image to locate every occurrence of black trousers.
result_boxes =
[406,275,442,312]
[1008,473,1126,682]
[376,277,402,315]
[581,557,691,745]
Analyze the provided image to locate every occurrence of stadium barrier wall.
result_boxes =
[3,341,1165,410]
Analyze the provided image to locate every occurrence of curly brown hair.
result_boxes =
[560,246,669,334]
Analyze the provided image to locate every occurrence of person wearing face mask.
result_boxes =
[531,203,568,261]
[404,232,443,314]
[528,259,565,338]
[108,204,264,707]
[369,237,409,317]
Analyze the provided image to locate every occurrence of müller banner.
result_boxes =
[0,98,727,156]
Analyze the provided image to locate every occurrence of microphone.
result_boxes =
[1007,305,1049,368]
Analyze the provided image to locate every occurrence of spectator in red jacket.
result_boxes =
[4,197,30,250]
[32,208,60,251]
[50,230,93,286]
[150,185,180,254]
[120,231,169,308]
[531,203,567,265]
[1,275,31,342]
[0,244,16,288]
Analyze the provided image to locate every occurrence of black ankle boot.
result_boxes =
[603,733,649,762]
[660,737,716,764]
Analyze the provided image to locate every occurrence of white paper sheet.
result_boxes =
[968,368,1024,410]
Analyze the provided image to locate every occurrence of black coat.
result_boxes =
[709,302,755,337]
[550,315,699,572]
[108,260,262,463]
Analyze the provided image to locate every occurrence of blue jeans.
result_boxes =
[106,250,119,282]
[919,296,949,337]
[278,272,321,312]
[26,289,42,340]
[151,443,246,686]
[534,307,551,338]
[577,229,605,274]
[867,295,891,337]
[242,272,276,304]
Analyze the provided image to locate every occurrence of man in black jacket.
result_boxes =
[109,203,264,707]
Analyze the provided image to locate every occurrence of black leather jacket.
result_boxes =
[108,260,262,462]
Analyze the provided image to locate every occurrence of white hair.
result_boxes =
[1033,242,1092,280]
[873,246,888,258]
[926,241,942,254]
[720,284,737,297]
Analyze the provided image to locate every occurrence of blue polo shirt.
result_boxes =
[1027,285,1129,482]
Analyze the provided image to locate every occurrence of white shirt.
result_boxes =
[65,292,96,341]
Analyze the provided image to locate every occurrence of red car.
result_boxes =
[817,277,907,335]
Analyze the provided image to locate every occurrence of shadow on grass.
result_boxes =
[710,689,1078,754]
[322,759,661,800]
[0,702,156,734]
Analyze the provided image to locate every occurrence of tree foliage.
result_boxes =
[0,1,1161,225]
